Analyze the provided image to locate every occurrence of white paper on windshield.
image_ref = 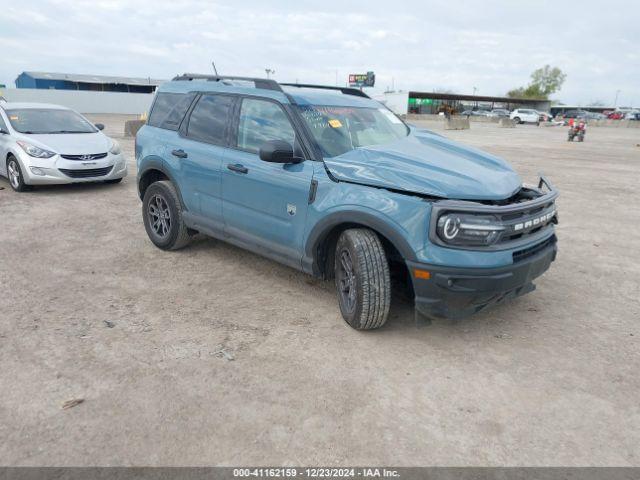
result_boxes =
[379,108,402,124]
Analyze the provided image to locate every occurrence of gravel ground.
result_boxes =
[0,115,638,466]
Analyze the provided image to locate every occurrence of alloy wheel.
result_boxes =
[337,249,357,314]
[7,160,20,189]
[147,193,172,238]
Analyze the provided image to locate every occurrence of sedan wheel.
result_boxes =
[6,157,30,192]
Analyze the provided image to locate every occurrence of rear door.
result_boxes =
[168,93,235,230]
[222,97,315,268]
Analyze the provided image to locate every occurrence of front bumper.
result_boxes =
[408,235,557,319]
[18,152,128,185]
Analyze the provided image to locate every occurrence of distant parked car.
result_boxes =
[562,109,588,119]
[490,109,510,117]
[461,110,489,117]
[624,111,640,120]
[510,109,540,124]
[0,102,127,192]
[584,112,606,120]
[607,112,625,120]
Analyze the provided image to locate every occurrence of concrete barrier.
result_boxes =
[124,119,146,137]
[445,118,470,130]
[406,114,442,121]
[499,118,516,128]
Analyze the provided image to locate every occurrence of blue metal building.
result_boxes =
[15,71,165,93]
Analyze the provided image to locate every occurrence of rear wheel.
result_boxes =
[6,156,31,192]
[142,180,192,250]
[513,117,521,124]
[334,228,391,330]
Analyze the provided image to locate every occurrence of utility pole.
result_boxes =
[265,68,275,79]
[614,89,621,107]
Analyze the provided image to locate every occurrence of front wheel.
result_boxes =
[6,156,31,192]
[513,117,521,124]
[334,228,391,330]
[142,180,192,250]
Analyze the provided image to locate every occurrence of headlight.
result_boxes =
[16,141,55,158]
[436,213,506,246]
[109,141,121,155]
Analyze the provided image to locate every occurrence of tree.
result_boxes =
[507,65,566,99]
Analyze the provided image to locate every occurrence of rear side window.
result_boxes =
[186,94,234,145]
[237,98,295,153]
[148,92,193,131]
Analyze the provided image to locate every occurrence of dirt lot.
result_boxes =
[0,115,638,466]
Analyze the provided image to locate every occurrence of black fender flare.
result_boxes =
[137,159,187,209]
[303,210,417,276]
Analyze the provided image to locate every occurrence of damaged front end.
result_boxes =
[409,176,559,320]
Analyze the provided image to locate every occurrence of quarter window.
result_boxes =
[148,92,193,131]
[237,98,295,153]
[186,94,234,145]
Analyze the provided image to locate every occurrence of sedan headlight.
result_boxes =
[109,140,121,155]
[437,213,506,246]
[16,141,55,158]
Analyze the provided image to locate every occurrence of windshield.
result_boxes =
[5,109,97,134]
[297,105,409,158]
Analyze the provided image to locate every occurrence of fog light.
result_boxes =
[30,167,46,176]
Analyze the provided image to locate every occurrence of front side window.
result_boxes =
[148,92,194,131]
[237,98,295,153]
[186,94,234,145]
[5,109,97,134]
[298,105,408,158]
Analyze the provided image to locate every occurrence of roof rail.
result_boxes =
[280,83,371,99]
[172,73,283,92]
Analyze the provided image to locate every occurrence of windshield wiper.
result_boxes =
[48,130,94,134]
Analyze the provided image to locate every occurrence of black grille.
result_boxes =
[513,235,556,263]
[59,166,113,178]
[61,153,108,160]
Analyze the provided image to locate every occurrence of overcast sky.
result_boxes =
[1,0,638,106]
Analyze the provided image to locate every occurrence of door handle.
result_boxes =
[171,149,188,158]
[227,163,248,174]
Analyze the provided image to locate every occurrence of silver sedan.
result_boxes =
[0,102,127,191]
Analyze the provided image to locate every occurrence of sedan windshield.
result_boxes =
[5,109,97,134]
[297,105,409,158]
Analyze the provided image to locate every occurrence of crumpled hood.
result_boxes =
[324,129,522,200]
[20,132,112,156]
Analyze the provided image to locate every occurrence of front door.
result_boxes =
[222,97,315,268]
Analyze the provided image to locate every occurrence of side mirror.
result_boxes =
[95,123,105,131]
[0,128,8,135]
[259,140,302,164]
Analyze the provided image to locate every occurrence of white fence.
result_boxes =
[0,88,155,114]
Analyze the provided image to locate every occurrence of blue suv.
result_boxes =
[136,74,558,330]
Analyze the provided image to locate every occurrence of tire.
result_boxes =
[6,156,31,192]
[513,117,521,124]
[142,180,192,250]
[105,178,123,184]
[334,228,391,330]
